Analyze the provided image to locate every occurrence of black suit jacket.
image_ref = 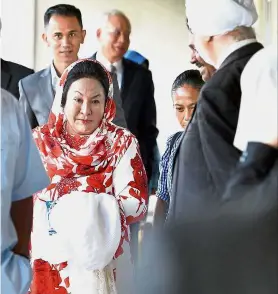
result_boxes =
[1,59,34,99]
[91,53,158,179]
[169,42,264,222]
[121,58,158,179]
[139,143,278,294]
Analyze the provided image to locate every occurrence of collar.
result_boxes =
[96,52,123,73]
[216,39,257,69]
[50,62,60,92]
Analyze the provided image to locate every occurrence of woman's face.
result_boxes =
[64,77,106,135]
[172,84,200,129]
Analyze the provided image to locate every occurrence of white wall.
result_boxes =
[34,0,191,151]
[254,0,278,46]
[1,0,36,68]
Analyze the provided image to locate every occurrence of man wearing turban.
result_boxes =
[168,0,263,223]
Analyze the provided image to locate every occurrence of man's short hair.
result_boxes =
[99,9,131,30]
[44,4,83,28]
[229,26,256,41]
[186,17,193,34]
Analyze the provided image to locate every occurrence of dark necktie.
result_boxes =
[110,65,117,75]
[110,65,121,92]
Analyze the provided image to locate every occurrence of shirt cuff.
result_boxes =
[156,192,170,203]
[239,142,277,174]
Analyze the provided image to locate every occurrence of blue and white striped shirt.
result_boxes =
[156,132,183,203]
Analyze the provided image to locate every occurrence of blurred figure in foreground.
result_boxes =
[137,45,278,294]
[1,89,49,294]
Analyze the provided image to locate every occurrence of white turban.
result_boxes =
[234,45,278,151]
[186,0,258,36]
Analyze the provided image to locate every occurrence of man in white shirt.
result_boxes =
[1,89,50,294]
[92,9,158,181]
[91,9,158,265]
[96,47,124,90]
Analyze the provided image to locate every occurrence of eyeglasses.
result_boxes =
[189,44,198,53]
[106,28,130,40]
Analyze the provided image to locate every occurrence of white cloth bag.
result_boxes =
[32,191,121,293]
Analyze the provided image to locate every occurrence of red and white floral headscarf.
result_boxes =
[33,59,130,201]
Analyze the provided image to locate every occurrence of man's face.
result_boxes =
[188,33,215,82]
[97,15,131,63]
[43,15,86,65]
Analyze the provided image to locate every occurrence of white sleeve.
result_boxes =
[234,46,277,151]
[113,137,148,225]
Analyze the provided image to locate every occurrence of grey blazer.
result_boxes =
[19,66,127,129]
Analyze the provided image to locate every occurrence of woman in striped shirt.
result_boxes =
[153,70,204,226]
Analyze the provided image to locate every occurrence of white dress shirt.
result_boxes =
[96,52,123,89]
[50,62,60,95]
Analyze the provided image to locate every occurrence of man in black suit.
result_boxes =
[91,9,158,181]
[91,9,158,266]
[1,59,34,99]
[168,0,263,222]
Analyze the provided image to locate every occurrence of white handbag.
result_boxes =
[50,192,121,271]
[32,191,121,293]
